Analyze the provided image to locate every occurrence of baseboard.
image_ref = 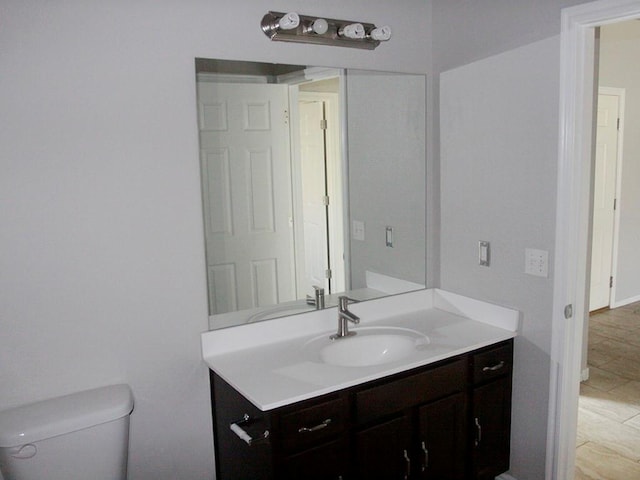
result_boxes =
[496,474,517,480]
[581,367,590,382]
[611,293,640,309]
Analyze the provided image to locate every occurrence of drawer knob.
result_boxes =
[482,360,505,372]
[298,418,332,433]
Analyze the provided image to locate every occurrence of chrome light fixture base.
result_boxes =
[261,11,389,50]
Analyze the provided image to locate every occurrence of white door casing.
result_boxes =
[550,2,640,480]
[298,98,330,294]
[197,82,296,313]
[589,90,622,311]
[291,87,346,298]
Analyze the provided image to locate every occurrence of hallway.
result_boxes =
[575,303,640,479]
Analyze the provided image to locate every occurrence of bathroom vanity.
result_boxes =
[202,289,518,480]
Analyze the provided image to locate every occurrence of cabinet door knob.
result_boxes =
[474,417,482,446]
[403,449,411,479]
[298,418,332,433]
[421,440,429,471]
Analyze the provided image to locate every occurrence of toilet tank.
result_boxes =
[0,384,134,480]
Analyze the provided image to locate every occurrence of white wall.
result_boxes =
[0,1,430,479]
[440,37,560,480]
[599,20,640,305]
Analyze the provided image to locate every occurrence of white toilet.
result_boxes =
[0,384,134,480]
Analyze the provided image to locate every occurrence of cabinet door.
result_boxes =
[418,393,467,480]
[280,438,349,480]
[355,415,412,479]
[471,377,512,480]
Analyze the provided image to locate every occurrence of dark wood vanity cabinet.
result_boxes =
[210,339,513,480]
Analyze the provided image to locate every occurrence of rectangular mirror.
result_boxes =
[195,59,426,330]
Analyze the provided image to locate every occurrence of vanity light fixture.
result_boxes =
[275,12,300,30]
[308,18,329,35]
[338,23,365,39]
[261,11,391,50]
[370,25,392,42]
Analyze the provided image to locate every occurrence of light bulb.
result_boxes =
[340,23,365,39]
[311,18,329,35]
[370,25,392,41]
[278,12,300,30]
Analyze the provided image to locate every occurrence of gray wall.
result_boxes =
[0,1,430,479]
[347,71,426,288]
[432,0,595,73]
[2,1,613,479]
[434,1,593,479]
[599,21,640,305]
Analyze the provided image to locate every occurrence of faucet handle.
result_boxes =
[338,295,359,309]
[308,285,325,310]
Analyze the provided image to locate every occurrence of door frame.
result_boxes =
[548,1,640,479]
[291,90,345,296]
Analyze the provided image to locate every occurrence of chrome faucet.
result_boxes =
[306,285,325,310]
[330,296,360,340]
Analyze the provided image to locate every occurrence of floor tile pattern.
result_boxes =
[575,303,640,479]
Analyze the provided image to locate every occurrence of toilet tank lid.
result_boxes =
[0,384,134,447]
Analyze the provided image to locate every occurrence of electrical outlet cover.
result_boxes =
[525,248,549,277]
[352,220,365,241]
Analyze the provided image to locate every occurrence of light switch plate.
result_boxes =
[385,226,394,247]
[525,248,549,277]
[479,241,490,266]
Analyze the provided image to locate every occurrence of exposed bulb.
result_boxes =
[340,23,365,39]
[370,25,392,41]
[311,18,329,35]
[278,12,300,30]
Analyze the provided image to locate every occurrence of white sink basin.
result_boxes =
[304,327,430,367]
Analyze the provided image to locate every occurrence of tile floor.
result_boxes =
[575,302,640,479]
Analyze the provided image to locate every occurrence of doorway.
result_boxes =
[577,19,640,479]
[289,79,346,300]
[588,88,624,313]
[550,2,640,479]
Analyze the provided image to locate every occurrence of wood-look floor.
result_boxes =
[575,302,640,479]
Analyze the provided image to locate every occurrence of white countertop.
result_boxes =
[201,289,519,411]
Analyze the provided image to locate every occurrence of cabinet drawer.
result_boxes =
[471,341,513,385]
[355,359,466,424]
[278,396,347,453]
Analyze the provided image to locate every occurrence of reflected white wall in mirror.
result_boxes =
[195,59,426,330]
